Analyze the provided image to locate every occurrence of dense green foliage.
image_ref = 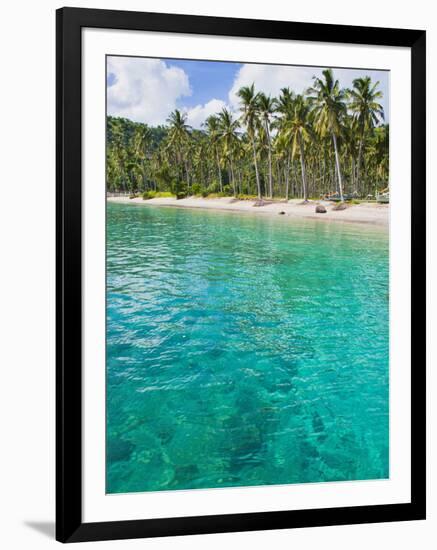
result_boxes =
[106,69,388,200]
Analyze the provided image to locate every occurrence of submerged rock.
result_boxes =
[315,205,327,214]
[107,437,135,463]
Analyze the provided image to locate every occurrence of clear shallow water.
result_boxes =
[106,203,389,494]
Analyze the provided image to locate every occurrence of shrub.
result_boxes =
[176,192,187,200]
[142,190,175,200]
[154,191,174,198]
[171,179,188,198]
[129,193,139,199]
[206,182,220,194]
[222,185,232,196]
[205,192,226,199]
[142,190,156,199]
[236,194,258,201]
[190,183,202,195]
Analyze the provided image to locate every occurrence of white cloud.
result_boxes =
[107,57,191,125]
[229,64,319,108]
[229,64,389,121]
[107,58,389,127]
[184,98,227,129]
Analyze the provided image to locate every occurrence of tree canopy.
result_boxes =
[107,69,388,201]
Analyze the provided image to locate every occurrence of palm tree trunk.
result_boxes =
[200,162,204,187]
[216,147,223,192]
[238,167,242,195]
[284,153,290,201]
[276,159,281,195]
[266,125,273,198]
[230,156,236,197]
[251,136,262,200]
[290,160,296,197]
[299,133,308,202]
[356,136,364,195]
[322,150,326,190]
[332,133,344,201]
[351,156,356,194]
[184,160,190,188]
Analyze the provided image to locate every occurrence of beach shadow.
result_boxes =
[24,521,55,539]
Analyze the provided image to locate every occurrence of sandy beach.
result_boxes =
[108,196,389,228]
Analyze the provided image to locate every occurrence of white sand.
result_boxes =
[107,196,389,229]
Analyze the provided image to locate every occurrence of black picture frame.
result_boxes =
[56,6,426,543]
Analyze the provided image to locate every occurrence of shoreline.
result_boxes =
[107,196,389,229]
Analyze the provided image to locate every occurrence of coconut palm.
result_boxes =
[204,115,223,192]
[218,108,239,196]
[275,87,296,200]
[257,93,276,198]
[106,72,388,201]
[368,124,389,192]
[349,76,385,193]
[341,116,359,194]
[308,69,347,201]
[275,87,295,116]
[279,94,312,202]
[166,109,191,185]
[237,84,262,200]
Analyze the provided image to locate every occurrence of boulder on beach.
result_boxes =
[253,200,267,207]
[332,202,348,211]
[315,205,327,214]
[278,211,286,215]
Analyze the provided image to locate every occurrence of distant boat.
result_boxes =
[376,188,390,204]
[324,191,359,202]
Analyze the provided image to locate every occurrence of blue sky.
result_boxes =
[163,59,242,109]
[107,56,389,128]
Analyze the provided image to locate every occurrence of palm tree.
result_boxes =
[275,87,295,200]
[204,115,223,192]
[192,133,208,189]
[276,86,295,115]
[257,93,276,198]
[367,123,389,193]
[106,73,387,201]
[237,84,262,200]
[349,76,384,194]
[218,108,239,196]
[308,69,347,201]
[341,116,359,194]
[131,126,152,190]
[166,109,191,186]
[280,94,312,202]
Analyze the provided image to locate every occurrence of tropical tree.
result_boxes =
[204,115,223,192]
[348,76,385,194]
[308,69,347,201]
[218,108,239,196]
[341,115,359,194]
[279,94,312,202]
[257,93,276,198]
[106,70,388,201]
[275,87,295,200]
[166,109,191,187]
[237,84,262,200]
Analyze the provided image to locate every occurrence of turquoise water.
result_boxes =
[106,202,389,494]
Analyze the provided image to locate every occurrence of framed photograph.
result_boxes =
[56,7,426,543]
